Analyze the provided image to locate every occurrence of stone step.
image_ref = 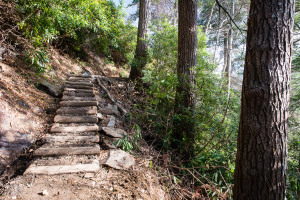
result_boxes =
[59,101,98,107]
[68,77,92,82]
[65,84,93,90]
[50,124,99,133]
[64,88,94,93]
[54,115,98,123]
[63,91,95,97]
[56,107,97,115]
[33,144,101,157]
[69,75,91,78]
[65,81,93,86]
[62,96,96,101]
[44,135,100,144]
[24,160,99,175]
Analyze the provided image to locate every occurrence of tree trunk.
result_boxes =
[172,0,197,157]
[129,0,151,81]
[224,0,234,97]
[204,1,216,34]
[222,32,228,74]
[233,0,295,199]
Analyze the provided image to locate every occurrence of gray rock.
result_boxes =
[97,113,104,120]
[107,115,115,128]
[36,79,62,97]
[102,127,127,138]
[103,149,135,170]
[102,138,117,149]
[99,104,120,116]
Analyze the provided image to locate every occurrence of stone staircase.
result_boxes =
[24,74,101,175]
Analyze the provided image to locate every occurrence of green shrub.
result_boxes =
[16,0,136,70]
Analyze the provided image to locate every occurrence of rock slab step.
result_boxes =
[56,107,97,115]
[59,101,98,107]
[54,115,98,123]
[51,124,99,133]
[24,160,100,175]
[34,144,101,156]
[44,135,100,143]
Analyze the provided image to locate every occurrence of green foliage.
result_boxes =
[16,0,136,70]
[25,48,49,73]
[287,49,300,199]
[134,19,241,192]
[115,124,142,152]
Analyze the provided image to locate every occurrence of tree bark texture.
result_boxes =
[233,0,295,199]
[129,0,151,81]
[172,0,197,155]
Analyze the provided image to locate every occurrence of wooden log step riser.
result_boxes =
[64,88,94,93]
[68,77,92,82]
[65,81,93,86]
[59,101,98,107]
[51,125,99,133]
[63,92,95,97]
[44,135,99,143]
[56,107,97,115]
[24,160,99,175]
[65,85,93,90]
[54,115,98,123]
[69,75,91,78]
[34,144,100,157]
[62,96,96,101]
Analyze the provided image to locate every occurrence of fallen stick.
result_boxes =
[96,78,127,115]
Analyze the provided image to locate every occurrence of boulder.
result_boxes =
[107,115,116,128]
[36,79,62,97]
[103,149,135,170]
[99,103,120,116]
[102,127,127,138]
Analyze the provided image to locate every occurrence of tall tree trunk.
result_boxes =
[233,0,295,199]
[222,32,228,74]
[172,0,197,157]
[213,19,224,65]
[129,0,151,81]
[204,1,216,34]
[224,0,234,97]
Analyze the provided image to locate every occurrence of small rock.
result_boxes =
[97,113,104,120]
[84,173,94,178]
[95,95,104,104]
[99,104,119,116]
[33,106,42,113]
[42,189,48,196]
[103,149,135,170]
[102,127,127,138]
[107,115,116,127]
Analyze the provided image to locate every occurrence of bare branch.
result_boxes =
[215,0,247,33]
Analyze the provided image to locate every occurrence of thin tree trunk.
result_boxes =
[129,0,151,81]
[213,19,225,65]
[222,32,228,74]
[172,0,197,157]
[224,0,234,97]
[233,0,295,199]
[204,1,216,34]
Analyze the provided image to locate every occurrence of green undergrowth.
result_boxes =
[15,0,136,72]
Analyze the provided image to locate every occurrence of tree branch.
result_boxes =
[215,0,247,33]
